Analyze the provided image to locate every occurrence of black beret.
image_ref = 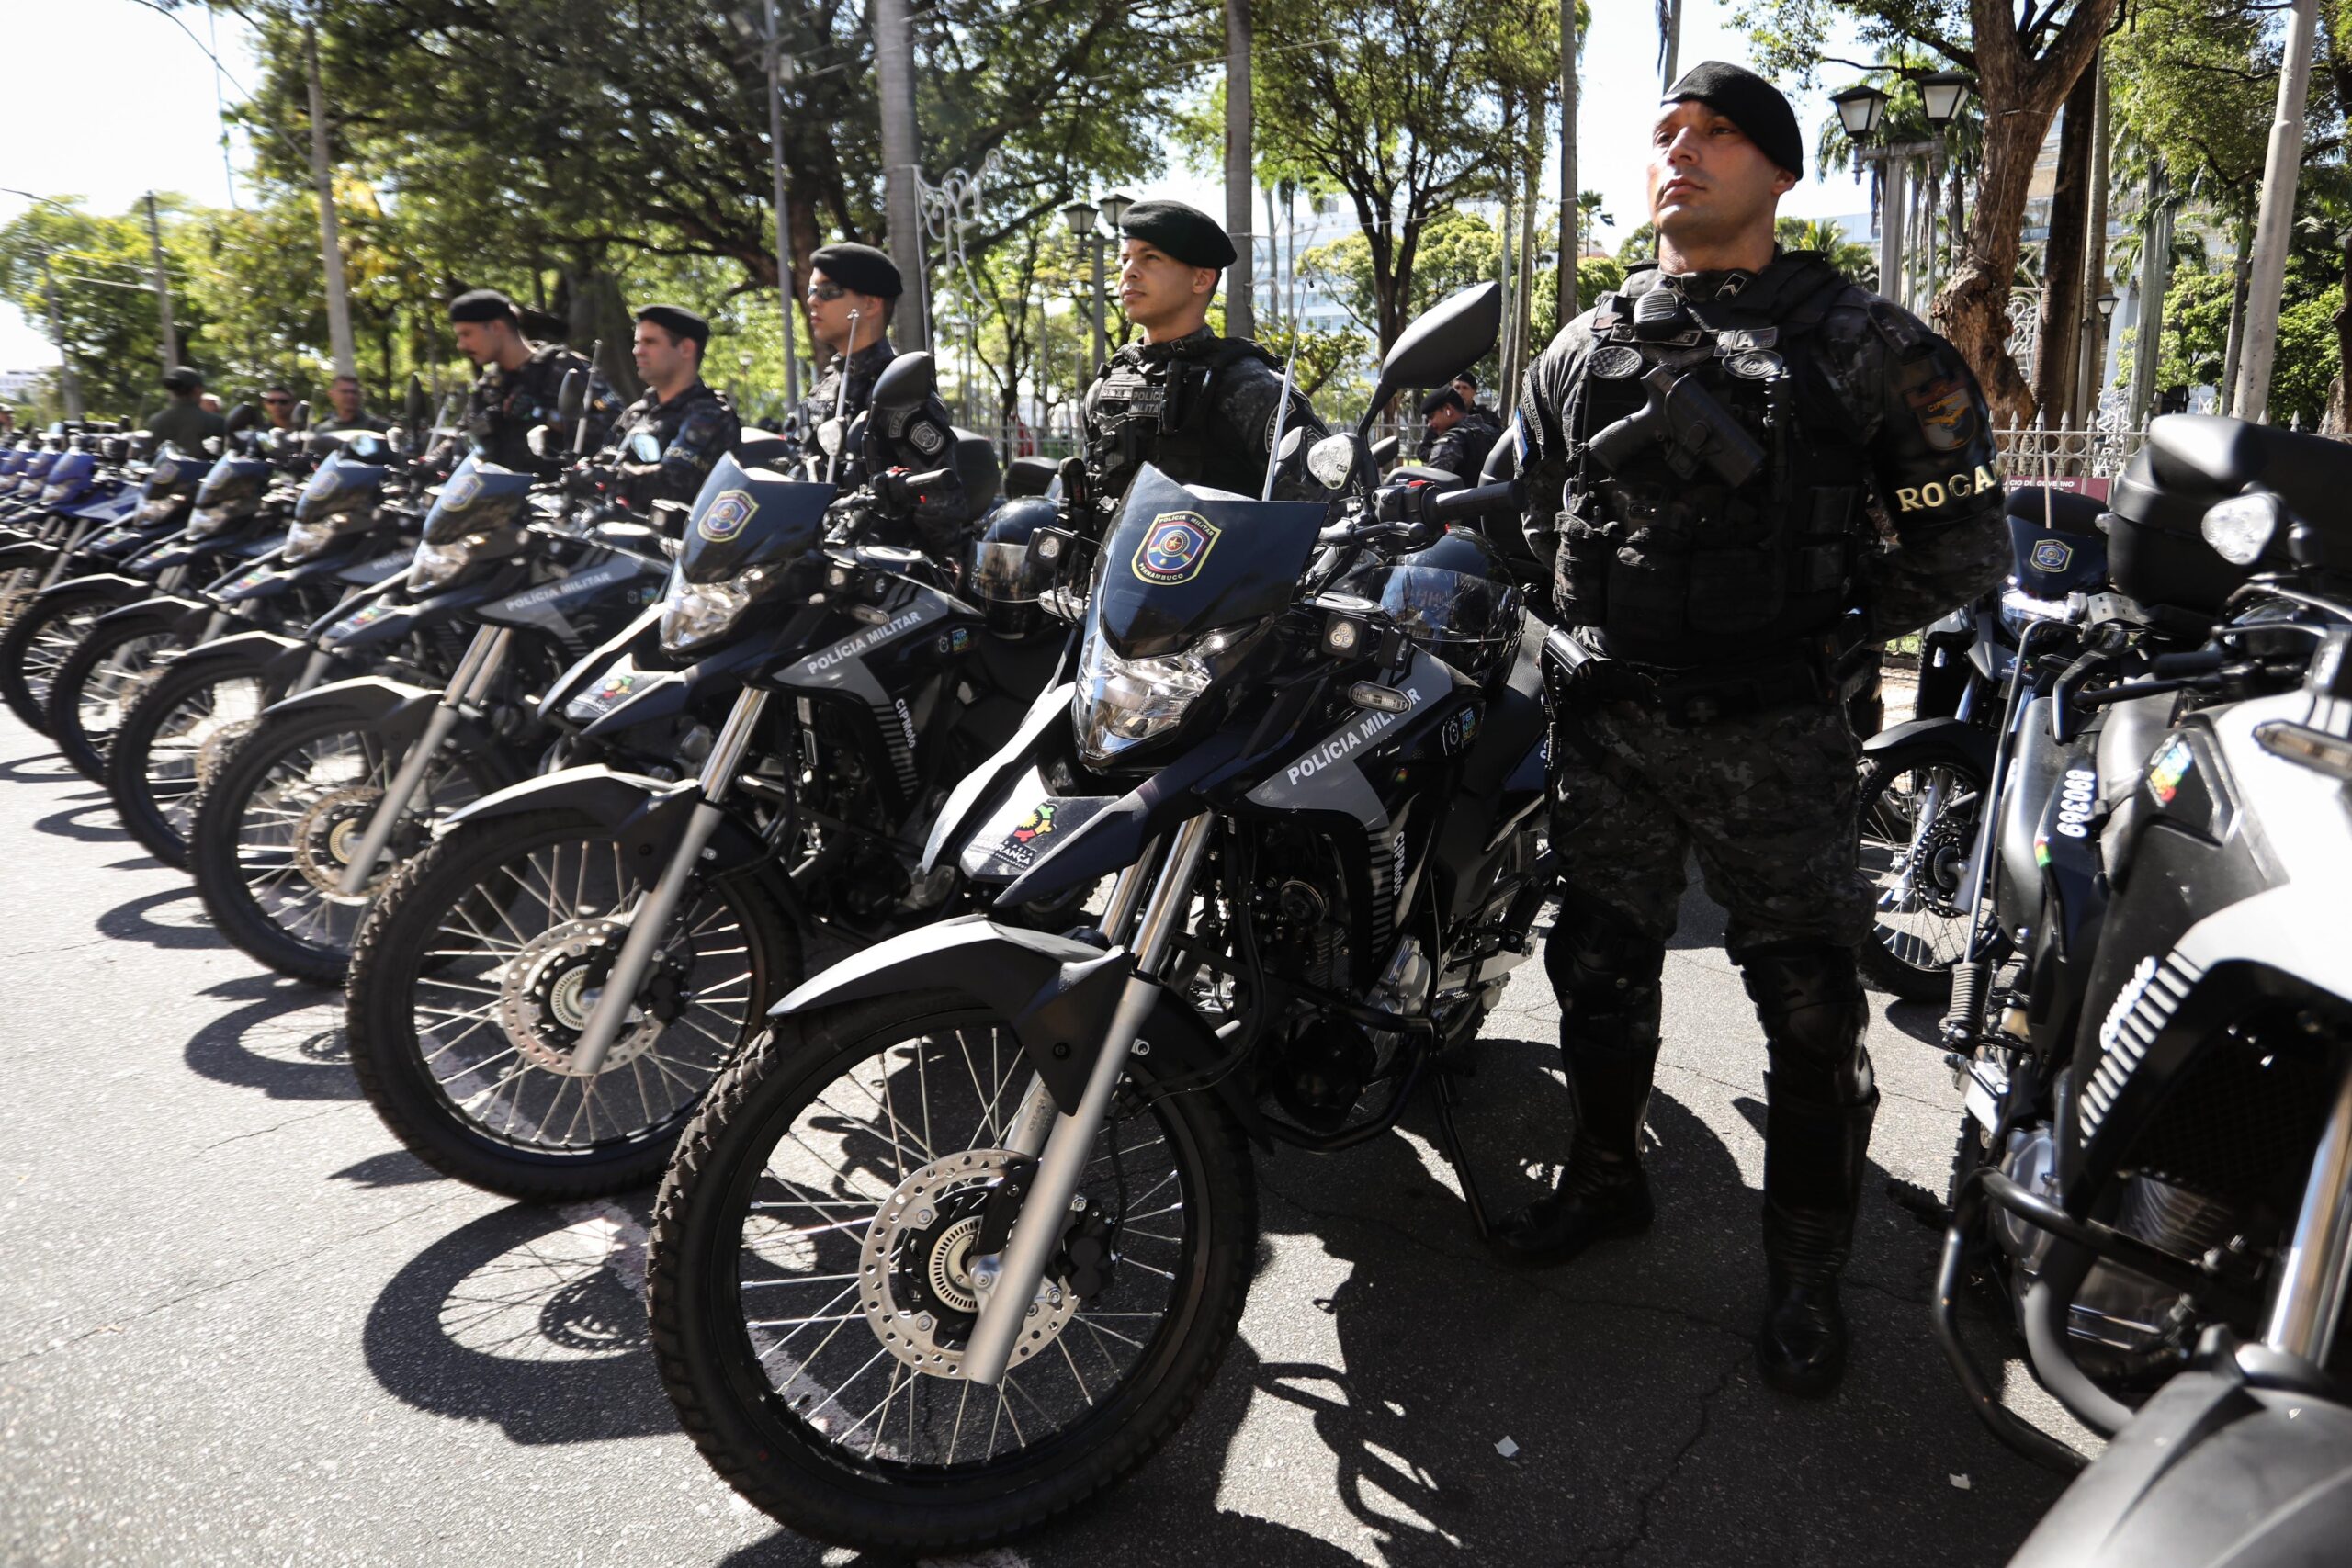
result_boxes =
[448,288,521,325]
[809,243,901,301]
[162,366,203,392]
[1664,61,1804,178]
[1453,368,1478,389]
[1118,200,1235,270]
[1419,387,1465,417]
[634,303,711,351]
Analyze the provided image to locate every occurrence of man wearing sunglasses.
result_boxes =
[443,288,617,475]
[793,242,967,554]
[260,385,300,433]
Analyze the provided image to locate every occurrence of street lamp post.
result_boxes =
[1061,193,1132,376]
[1916,72,1973,313]
[1833,76,1972,310]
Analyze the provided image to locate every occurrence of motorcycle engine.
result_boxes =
[1993,1122,2240,1380]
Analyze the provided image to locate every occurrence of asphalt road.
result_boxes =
[0,707,2083,1567]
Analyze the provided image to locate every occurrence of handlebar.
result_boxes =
[1427,479,1522,525]
[903,466,954,491]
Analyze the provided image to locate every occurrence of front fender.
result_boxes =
[166,629,311,684]
[88,592,211,641]
[921,679,1075,874]
[1860,716,1996,780]
[260,672,437,728]
[775,915,1173,1116]
[439,764,775,876]
[33,571,148,610]
[0,540,59,571]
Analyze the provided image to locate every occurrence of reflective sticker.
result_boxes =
[596,671,639,703]
[1131,510,1220,586]
[2146,735,2194,807]
[441,470,483,512]
[1589,344,1643,380]
[697,488,756,543]
[934,626,974,656]
[1008,801,1057,847]
[2030,538,2074,573]
[327,602,395,640]
[1905,375,1979,452]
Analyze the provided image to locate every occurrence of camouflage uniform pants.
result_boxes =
[1549,696,1871,958]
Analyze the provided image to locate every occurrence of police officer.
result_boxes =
[1069,199,1326,526]
[145,367,224,453]
[1417,386,1502,479]
[794,242,967,555]
[1496,62,2009,1399]
[603,303,740,508]
[318,373,390,435]
[444,288,616,474]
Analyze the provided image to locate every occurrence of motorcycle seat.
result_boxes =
[1461,616,1546,796]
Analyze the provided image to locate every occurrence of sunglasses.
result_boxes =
[262,396,292,406]
[806,282,848,302]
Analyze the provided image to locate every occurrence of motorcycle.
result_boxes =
[338,351,1054,1201]
[0,431,171,636]
[1921,415,2352,1561]
[640,286,1556,1551]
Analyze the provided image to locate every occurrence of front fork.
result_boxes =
[961,810,1217,1388]
[2263,1052,2352,1364]
[334,625,513,897]
[565,685,774,1078]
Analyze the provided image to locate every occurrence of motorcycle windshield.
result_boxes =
[1091,465,1326,659]
[42,451,93,493]
[423,455,534,544]
[142,453,201,498]
[294,450,389,525]
[23,451,59,484]
[675,451,835,584]
[195,454,269,510]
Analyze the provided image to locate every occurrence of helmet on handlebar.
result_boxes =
[1335,525,1524,682]
[966,495,1059,640]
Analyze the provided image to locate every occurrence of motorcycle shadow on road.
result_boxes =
[31,792,129,843]
[363,1196,677,1448]
[181,971,356,1100]
[0,750,80,785]
[97,883,216,950]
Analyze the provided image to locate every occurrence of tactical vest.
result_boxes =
[1085,337,1283,510]
[1559,259,1871,668]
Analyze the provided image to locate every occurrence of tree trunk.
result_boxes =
[1517,121,1539,376]
[1224,0,1255,341]
[1934,0,2117,425]
[2076,53,2111,424]
[2033,62,2098,423]
[2221,234,2252,414]
[1559,0,1578,323]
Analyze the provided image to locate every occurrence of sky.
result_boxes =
[0,0,1877,373]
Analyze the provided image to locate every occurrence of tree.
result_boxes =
[1779,216,1879,287]
[1737,0,2117,423]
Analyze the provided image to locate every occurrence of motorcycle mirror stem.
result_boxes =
[574,340,604,457]
[827,310,861,485]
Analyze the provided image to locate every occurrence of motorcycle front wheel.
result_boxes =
[345,807,801,1201]
[649,989,1257,1552]
[45,608,191,781]
[1856,747,1989,1005]
[187,699,512,984]
[104,648,278,868]
[0,580,141,734]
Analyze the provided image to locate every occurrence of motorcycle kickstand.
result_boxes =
[1429,1060,1496,1240]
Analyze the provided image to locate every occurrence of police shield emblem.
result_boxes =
[1132,511,1221,585]
[1904,376,1978,452]
[441,470,484,511]
[2030,537,2074,573]
[908,418,946,456]
[697,488,757,543]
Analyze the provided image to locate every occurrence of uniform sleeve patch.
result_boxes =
[1905,376,1979,452]
[908,419,946,456]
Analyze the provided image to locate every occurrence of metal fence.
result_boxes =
[1993,420,2148,484]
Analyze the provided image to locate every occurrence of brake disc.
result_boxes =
[858,1147,1076,1376]
[288,784,389,902]
[492,917,666,1076]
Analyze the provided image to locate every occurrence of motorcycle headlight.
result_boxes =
[137,496,182,524]
[281,518,345,563]
[1073,626,1216,764]
[659,575,752,654]
[409,532,492,591]
[1997,586,2067,641]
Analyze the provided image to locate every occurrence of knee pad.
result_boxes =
[1741,942,1872,1104]
[1546,896,1666,1062]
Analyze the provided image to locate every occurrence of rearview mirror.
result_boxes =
[1306,431,1360,491]
[1369,434,1400,467]
[291,400,311,431]
[557,369,587,423]
[1361,283,1501,435]
[870,351,936,411]
[223,402,258,435]
[628,430,662,465]
[526,424,557,460]
[403,375,428,427]
[818,417,846,458]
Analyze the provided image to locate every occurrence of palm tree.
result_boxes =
[1778,217,1877,288]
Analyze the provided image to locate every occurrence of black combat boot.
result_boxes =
[1487,1049,1657,1265]
[1741,942,1878,1398]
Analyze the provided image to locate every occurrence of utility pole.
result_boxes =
[1878,155,1908,311]
[1559,0,1578,321]
[2237,0,2320,424]
[763,0,800,405]
[872,0,927,348]
[40,255,84,421]
[143,193,178,373]
[2076,55,2112,425]
[302,23,357,378]
[1657,0,1681,90]
[1224,0,1254,339]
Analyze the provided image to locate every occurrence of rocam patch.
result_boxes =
[696,488,757,543]
[1905,375,1979,452]
[2146,735,2194,807]
[2030,537,2075,573]
[1132,510,1221,586]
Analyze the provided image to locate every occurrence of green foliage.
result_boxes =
[0,199,215,423]
[1300,209,1506,340]
[1777,217,1876,288]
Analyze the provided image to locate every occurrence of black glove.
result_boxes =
[873,468,914,514]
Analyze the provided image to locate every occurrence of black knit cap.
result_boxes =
[1664,61,1804,178]
[809,243,902,302]
[447,288,521,326]
[634,303,711,352]
[1419,387,1465,417]
[1118,200,1236,270]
